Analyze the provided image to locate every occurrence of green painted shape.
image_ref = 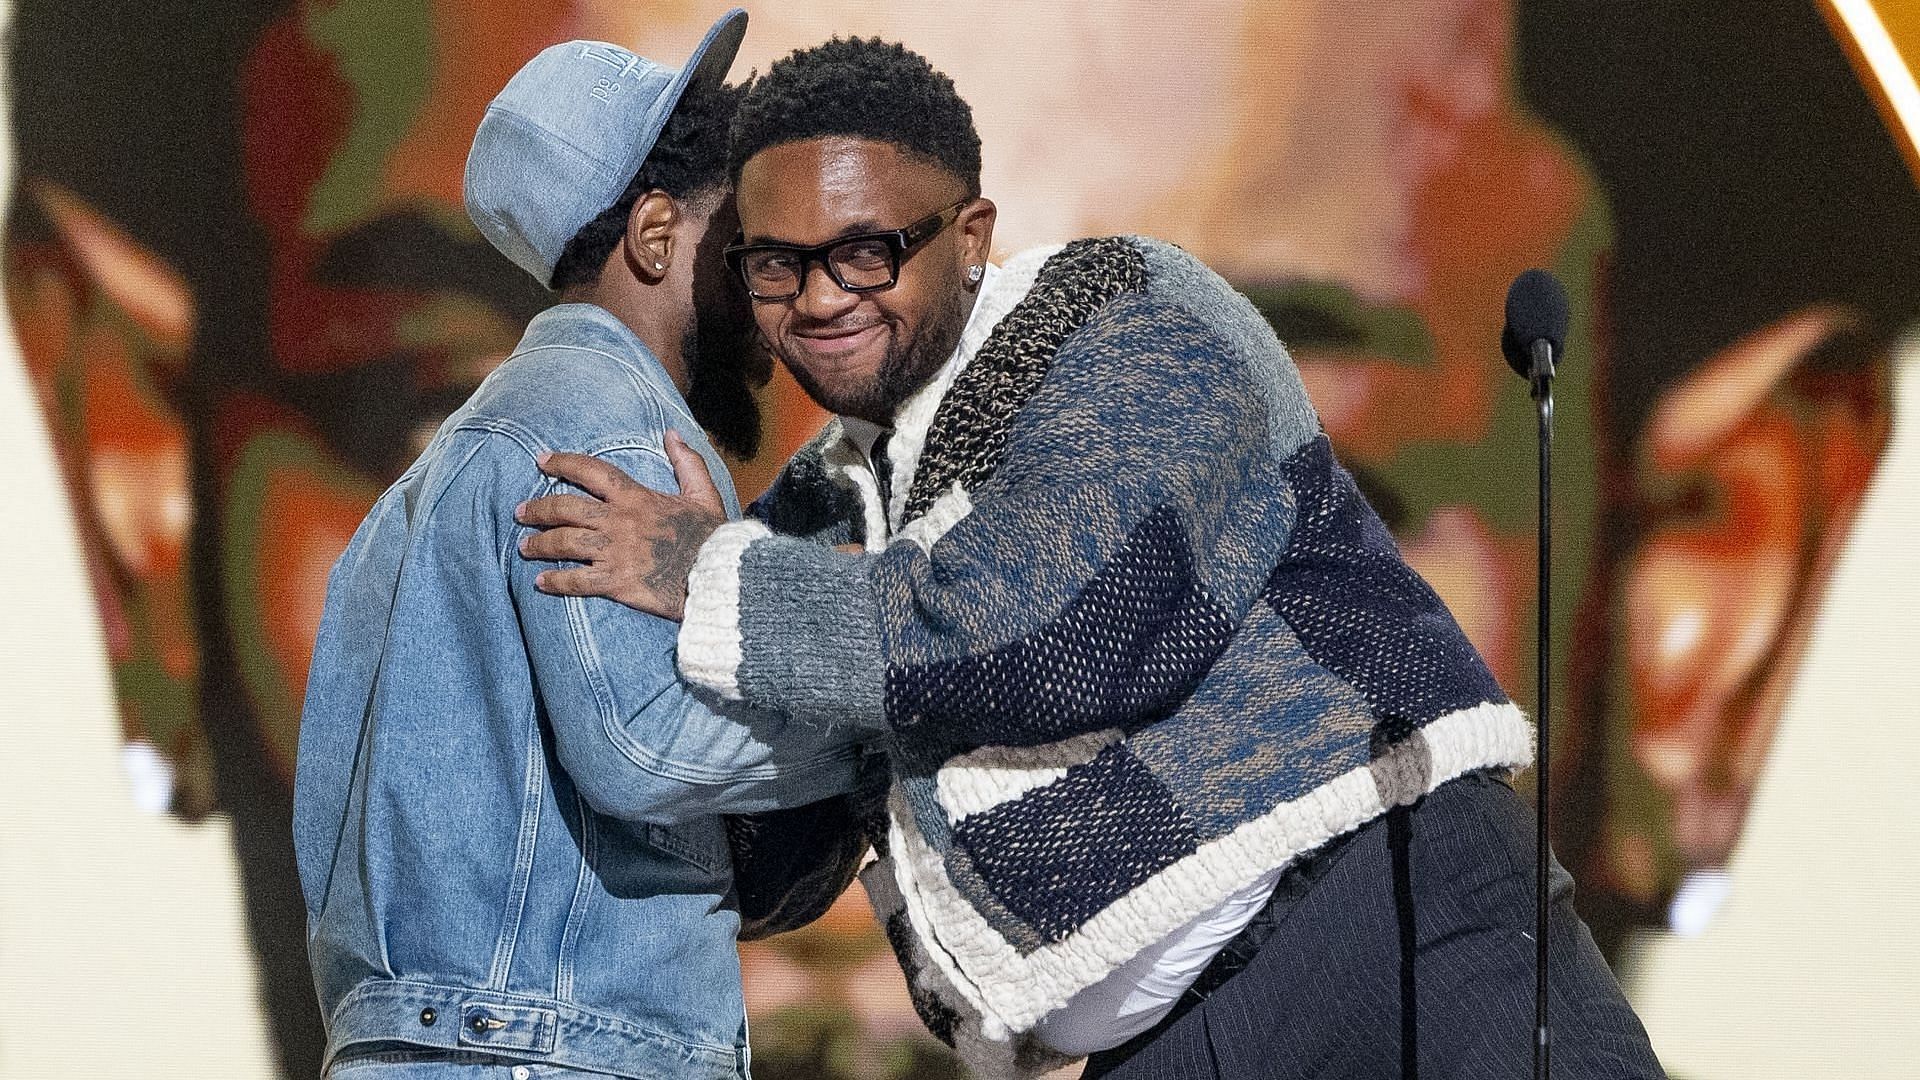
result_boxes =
[301,0,436,235]
[114,649,198,756]
[222,430,379,773]
[1240,279,1438,366]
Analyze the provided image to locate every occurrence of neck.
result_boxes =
[562,279,691,394]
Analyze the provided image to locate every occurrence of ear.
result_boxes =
[956,196,997,279]
[622,190,681,282]
[29,179,194,366]
[1621,304,1891,871]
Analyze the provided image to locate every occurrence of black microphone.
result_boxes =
[1502,268,1569,394]
[1502,267,1567,1080]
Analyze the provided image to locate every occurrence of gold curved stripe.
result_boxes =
[1822,0,1920,187]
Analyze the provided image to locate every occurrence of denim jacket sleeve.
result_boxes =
[458,430,864,824]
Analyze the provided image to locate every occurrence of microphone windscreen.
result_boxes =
[1501,268,1570,377]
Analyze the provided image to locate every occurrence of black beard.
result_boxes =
[683,311,764,460]
[785,281,973,425]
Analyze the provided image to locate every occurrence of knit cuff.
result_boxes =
[736,535,888,730]
[678,519,773,699]
[680,522,889,730]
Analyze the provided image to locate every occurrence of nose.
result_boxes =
[792,260,858,323]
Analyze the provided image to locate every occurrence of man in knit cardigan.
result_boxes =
[517,36,1665,1080]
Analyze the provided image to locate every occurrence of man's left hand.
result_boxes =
[516,431,725,620]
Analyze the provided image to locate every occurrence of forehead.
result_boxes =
[736,137,964,245]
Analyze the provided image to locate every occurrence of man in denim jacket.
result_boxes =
[293,13,865,1078]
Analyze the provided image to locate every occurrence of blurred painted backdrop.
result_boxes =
[3,1,1918,1077]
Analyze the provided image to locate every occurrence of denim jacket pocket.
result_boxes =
[644,819,731,878]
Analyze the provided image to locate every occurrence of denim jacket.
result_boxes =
[294,303,863,1078]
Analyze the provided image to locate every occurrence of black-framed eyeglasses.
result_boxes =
[724,198,972,302]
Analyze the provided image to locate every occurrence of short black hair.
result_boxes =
[729,37,981,196]
[550,80,745,291]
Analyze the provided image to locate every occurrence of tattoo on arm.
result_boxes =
[644,508,720,612]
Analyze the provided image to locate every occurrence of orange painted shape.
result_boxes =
[380,0,575,212]
[245,451,378,776]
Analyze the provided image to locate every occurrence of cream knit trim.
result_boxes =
[893,483,975,557]
[859,857,1072,1080]
[887,700,1534,1039]
[675,518,773,698]
[934,726,1125,825]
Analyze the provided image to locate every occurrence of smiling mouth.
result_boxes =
[790,323,884,361]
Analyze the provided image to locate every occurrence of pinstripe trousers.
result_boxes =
[1081,773,1666,1079]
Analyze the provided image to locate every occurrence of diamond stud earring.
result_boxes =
[967,265,984,283]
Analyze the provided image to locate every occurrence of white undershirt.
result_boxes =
[840,414,888,475]
[836,259,1281,1057]
[1030,865,1286,1055]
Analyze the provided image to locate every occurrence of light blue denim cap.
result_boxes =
[464,9,747,287]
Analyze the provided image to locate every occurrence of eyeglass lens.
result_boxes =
[742,236,896,297]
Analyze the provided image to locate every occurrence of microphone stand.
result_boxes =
[1529,338,1555,1080]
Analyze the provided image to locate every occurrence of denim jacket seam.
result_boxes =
[451,412,675,469]
[426,425,850,784]
[561,598,814,788]
[454,423,671,577]
[486,336,695,430]
[555,788,597,1002]
[461,426,785,796]
[402,426,570,992]
[605,705,862,785]
[486,703,547,991]
[391,430,508,546]
[355,431,537,985]
[473,441,858,788]
[460,429,828,794]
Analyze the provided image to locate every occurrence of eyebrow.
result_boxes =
[742,218,888,246]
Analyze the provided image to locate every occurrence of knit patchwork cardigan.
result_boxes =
[679,237,1533,1077]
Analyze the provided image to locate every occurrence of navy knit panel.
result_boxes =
[1263,436,1508,724]
[951,743,1199,944]
[1126,601,1378,840]
[884,504,1239,750]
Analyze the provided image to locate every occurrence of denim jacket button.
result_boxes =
[419,1008,437,1027]
[469,1013,490,1033]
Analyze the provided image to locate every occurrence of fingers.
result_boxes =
[518,526,606,563]
[534,565,612,598]
[515,493,607,528]
[664,430,725,515]
[537,450,641,501]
